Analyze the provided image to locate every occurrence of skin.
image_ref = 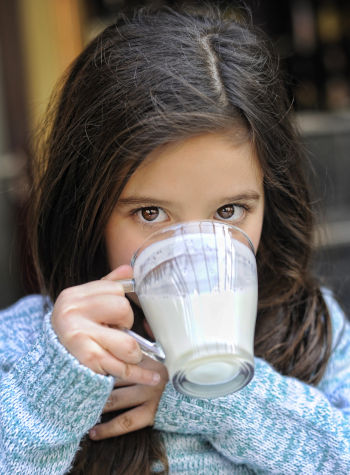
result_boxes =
[51,132,264,440]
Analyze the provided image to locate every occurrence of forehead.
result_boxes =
[120,133,263,198]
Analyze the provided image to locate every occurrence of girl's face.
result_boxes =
[105,133,264,269]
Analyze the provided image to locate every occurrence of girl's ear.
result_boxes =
[102,265,133,281]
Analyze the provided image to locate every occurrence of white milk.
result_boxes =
[139,286,257,382]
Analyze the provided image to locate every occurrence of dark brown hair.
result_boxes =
[29,5,332,474]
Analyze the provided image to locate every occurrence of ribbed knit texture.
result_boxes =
[0,291,349,474]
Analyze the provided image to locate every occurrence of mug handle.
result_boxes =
[116,278,136,293]
[117,278,166,362]
[123,329,166,362]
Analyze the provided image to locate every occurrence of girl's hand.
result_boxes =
[51,265,160,386]
[89,356,169,440]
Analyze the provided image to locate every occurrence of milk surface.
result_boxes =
[139,287,257,379]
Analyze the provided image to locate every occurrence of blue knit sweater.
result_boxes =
[0,291,349,474]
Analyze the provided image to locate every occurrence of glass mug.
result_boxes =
[118,220,258,399]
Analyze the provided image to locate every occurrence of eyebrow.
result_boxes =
[117,196,174,207]
[117,191,261,207]
[216,191,261,203]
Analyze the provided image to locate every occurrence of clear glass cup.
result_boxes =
[119,220,258,399]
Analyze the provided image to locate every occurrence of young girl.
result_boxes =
[0,5,349,474]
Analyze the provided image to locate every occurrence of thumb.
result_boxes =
[102,264,133,282]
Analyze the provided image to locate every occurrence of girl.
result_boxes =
[0,5,349,474]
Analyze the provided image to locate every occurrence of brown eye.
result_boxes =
[135,206,168,224]
[215,204,245,222]
[217,204,234,219]
[141,207,159,221]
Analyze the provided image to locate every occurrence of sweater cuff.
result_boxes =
[154,358,282,433]
[10,310,114,433]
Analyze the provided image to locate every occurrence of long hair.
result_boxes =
[28,5,332,474]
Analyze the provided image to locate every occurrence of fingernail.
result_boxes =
[152,372,161,384]
[89,429,97,439]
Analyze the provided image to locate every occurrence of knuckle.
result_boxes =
[119,414,133,431]
[83,351,99,367]
[105,392,117,409]
[58,287,77,304]
[55,292,81,325]
[60,306,79,324]
[67,330,85,345]
[122,363,133,379]
[80,346,102,367]
[118,297,134,328]
[118,298,132,318]
[125,337,140,358]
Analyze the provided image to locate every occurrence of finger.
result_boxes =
[63,332,160,385]
[58,280,127,302]
[111,355,168,387]
[103,265,133,282]
[100,351,161,386]
[103,385,152,413]
[92,325,143,364]
[68,336,111,375]
[137,354,169,378]
[90,403,156,440]
[71,294,134,327]
[55,293,134,332]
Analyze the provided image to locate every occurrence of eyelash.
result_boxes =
[131,203,250,225]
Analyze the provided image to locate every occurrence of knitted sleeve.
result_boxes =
[0,296,114,475]
[154,292,350,474]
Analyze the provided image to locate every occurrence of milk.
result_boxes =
[139,286,257,383]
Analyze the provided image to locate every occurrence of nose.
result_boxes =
[175,210,213,224]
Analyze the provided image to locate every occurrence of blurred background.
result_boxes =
[0,0,349,313]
